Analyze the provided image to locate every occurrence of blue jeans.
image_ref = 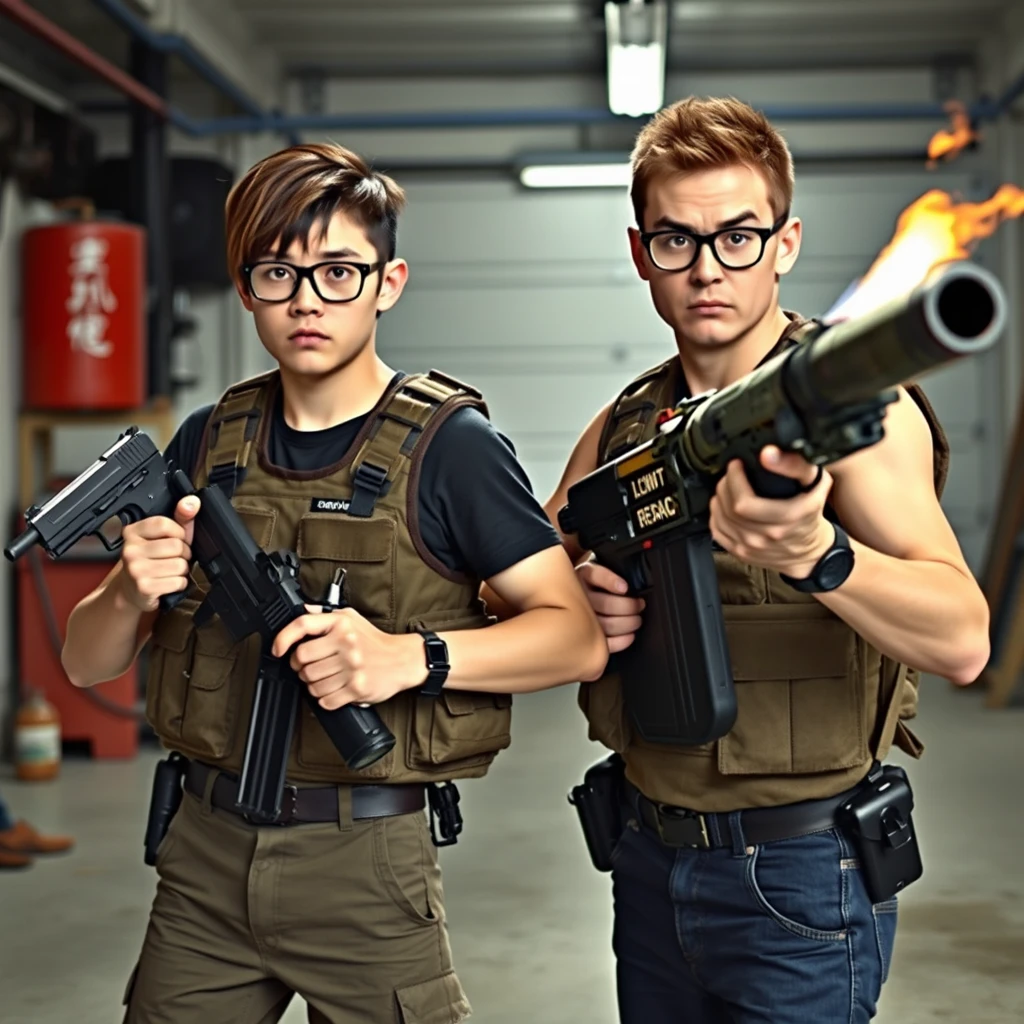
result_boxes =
[611,806,898,1023]
[0,793,12,832]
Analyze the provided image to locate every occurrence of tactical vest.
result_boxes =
[580,315,951,811]
[144,369,513,785]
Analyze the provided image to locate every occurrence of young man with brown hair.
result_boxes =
[61,142,607,1024]
[543,98,990,1022]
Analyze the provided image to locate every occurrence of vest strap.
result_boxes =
[201,374,273,493]
[600,358,678,463]
[348,370,487,517]
[874,661,910,759]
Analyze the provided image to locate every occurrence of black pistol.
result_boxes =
[6,430,396,823]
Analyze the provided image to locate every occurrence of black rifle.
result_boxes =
[558,261,1007,747]
[5,439,396,822]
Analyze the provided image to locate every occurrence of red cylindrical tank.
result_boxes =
[22,220,147,410]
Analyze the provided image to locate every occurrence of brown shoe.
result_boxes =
[0,847,33,869]
[0,819,75,855]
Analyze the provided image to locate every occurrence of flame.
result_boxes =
[825,185,1024,322]
[926,100,979,169]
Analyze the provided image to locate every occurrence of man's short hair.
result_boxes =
[630,96,795,228]
[225,143,406,287]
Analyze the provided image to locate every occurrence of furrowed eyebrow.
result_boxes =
[317,248,363,259]
[650,210,760,232]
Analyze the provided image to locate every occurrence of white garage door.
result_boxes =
[378,170,1003,572]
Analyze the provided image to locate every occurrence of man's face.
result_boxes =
[628,164,801,349]
[237,208,407,379]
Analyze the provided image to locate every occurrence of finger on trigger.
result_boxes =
[593,564,629,594]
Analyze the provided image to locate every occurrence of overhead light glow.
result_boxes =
[518,163,632,189]
[605,0,667,118]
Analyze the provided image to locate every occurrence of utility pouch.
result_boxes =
[144,751,187,867]
[427,781,464,848]
[568,754,626,872]
[837,762,923,903]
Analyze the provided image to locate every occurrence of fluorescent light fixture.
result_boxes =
[604,0,667,118]
[519,162,631,189]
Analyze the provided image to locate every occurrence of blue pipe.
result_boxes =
[164,101,964,138]
[90,0,265,117]
[81,0,1024,140]
[993,67,1024,117]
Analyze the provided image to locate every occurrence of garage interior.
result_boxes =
[0,1,1023,1021]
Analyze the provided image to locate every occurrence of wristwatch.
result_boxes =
[417,631,450,697]
[779,522,855,593]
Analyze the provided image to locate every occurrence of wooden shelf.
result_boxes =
[17,403,177,510]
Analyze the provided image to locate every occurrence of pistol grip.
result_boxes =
[158,591,189,613]
[743,460,804,499]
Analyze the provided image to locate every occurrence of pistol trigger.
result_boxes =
[624,556,649,593]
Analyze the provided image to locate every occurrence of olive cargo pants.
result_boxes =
[122,786,470,1023]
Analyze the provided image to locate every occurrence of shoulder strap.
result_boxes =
[903,383,950,498]
[197,370,277,496]
[598,356,679,464]
[347,369,489,518]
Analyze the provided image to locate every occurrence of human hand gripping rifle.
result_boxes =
[558,261,1007,747]
[4,436,396,824]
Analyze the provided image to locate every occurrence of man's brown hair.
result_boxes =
[630,96,794,228]
[225,143,406,287]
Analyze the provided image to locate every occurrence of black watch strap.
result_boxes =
[417,630,450,697]
[779,521,854,593]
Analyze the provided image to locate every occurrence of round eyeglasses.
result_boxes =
[242,260,386,304]
[639,212,790,273]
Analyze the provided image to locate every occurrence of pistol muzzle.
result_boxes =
[4,526,41,563]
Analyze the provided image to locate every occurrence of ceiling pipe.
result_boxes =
[89,0,265,118]
[130,101,964,138]
[0,0,167,118]
[6,0,1023,139]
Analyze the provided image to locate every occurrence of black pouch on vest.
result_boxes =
[568,754,626,872]
[144,752,187,867]
[837,763,922,903]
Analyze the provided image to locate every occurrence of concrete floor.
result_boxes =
[2,679,1022,1024]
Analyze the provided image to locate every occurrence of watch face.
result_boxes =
[819,548,855,590]
[425,638,449,668]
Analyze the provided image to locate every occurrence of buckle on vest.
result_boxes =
[347,461,389,518]
[653,804,710,849]
[208,461,244,498]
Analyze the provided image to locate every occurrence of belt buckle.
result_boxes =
[243,783,298,827]
[655,803,710,849]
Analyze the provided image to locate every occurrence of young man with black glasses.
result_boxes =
[62,142,607,1024]
[537,97,989,1022]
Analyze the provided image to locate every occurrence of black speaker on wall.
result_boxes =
[88,155,234,290]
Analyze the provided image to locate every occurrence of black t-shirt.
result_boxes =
[164,374,560,579]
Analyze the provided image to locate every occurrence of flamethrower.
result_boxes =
[558,261,1007,746]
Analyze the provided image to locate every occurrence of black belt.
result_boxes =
[626,779,860,850]
[184,760,426,827]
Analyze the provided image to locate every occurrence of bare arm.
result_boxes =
[61,562,158,686]
[272,543,609,707]
[481,400,613,621]
[710,387,989,685]
[439,544,609,692]
[817,389,989,684]
[61,498,199,687]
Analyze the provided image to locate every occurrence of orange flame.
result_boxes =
[826,185,1024,322]
[926,100,979,169]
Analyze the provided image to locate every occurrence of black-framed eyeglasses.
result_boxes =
[242,260,386,303]
[639,212,790,273]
